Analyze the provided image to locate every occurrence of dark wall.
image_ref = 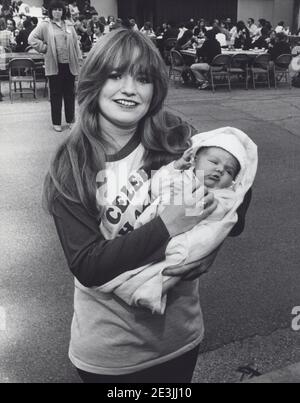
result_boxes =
[118,0,238,27]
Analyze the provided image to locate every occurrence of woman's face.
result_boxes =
[98,70,154,130]
[6,20,15,31]
[52,8,63,21]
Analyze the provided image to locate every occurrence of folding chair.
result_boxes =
[209,54,232,92]
[8,58,37,102]
[25,47,48,97]
[164,38,178,64]
[273,54,293,89]
[229,53,250,89]
[169,49,187,86]
[250,53,271,89]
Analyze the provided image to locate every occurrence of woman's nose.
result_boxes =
[120,76,137,95]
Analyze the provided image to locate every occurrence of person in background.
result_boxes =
[17,1,30,16]
[266,29,277,50]
[129,18,139,31]
[1,1,13,19]
[225,17,234,31]
[82,0,92,20]
[69,1,79,21]
[190,28,221,89]
[251,26,269,49]
[6,17,16,33]
[233,20,251,50]
[247,18,258,38]
[163,20,179,42]
[269,32,291,62]
[194,19,207,38]
[80,21,93,52]
[11,1,20,16]
[28,0,82,132]
[177,22,187,40]
[31,16,38,30]
[87,9,99,32]
[74,14,87,35]
[275,21,285,34]
[105,15,115,33]
[92,20,104,44]
[0,17,15,51]
[140,21,156,38]
[175,21,195,50]
[15,17,33,51]
[219,20,231,41]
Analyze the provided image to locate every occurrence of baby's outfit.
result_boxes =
[97,127,258,314]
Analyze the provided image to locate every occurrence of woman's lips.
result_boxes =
[114,99,139,108]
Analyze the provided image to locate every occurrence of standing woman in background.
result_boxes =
[29,0,82,132]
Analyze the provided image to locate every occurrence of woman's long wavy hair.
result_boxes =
[43,28,192,217]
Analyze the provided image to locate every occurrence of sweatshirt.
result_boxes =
[52,122,251,375]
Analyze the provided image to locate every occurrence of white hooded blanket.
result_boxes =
[97,127,258,314]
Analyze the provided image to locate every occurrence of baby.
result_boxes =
[98,127,258,314]
[175,145,240,190]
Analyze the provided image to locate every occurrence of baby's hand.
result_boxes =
[174,148,194,170]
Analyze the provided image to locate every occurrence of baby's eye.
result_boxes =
[209,159,218,165]
[226,169,234,177]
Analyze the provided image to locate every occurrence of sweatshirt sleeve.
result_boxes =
[52,196,170,287]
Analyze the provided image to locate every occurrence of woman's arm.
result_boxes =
[53,196,170,288]
[28,23,47,53]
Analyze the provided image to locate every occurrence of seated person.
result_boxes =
[15,18,32,52]
[251,26,269,49]
[190,28,221,89]
[97,127,258,314]
[269,32,291,62]
[140,21,156,38]
[232,21,251,50]
[175,21,195,50]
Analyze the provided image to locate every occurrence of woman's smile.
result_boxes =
[113,98,140,108]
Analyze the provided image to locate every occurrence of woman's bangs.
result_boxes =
[107,35,162,82]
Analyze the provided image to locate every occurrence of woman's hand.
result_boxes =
[160,185,218,238]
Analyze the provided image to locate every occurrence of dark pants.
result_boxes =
[48,63,75,125]
[77,345,200,383]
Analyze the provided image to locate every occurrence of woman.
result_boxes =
[233,21,251,50]
[0,17,15,51]
[43,28,250,383]
[28,0,82,132]
[140,21,156,38]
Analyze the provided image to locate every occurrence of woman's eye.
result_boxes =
[108,72,122,80]
[137,75,150,84]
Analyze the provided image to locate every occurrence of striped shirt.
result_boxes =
[0,30,14,50]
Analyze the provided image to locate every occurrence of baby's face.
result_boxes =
[195,147,240,189]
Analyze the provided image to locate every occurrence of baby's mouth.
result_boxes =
[207,174,220,182]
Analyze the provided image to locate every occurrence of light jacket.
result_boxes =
[28,20,82,76]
